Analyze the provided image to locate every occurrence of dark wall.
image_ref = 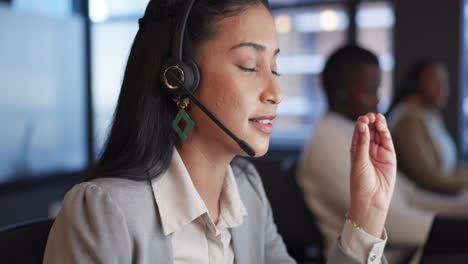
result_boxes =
[393,0,465,153]
[0,172,86,228]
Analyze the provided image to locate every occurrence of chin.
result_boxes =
[253,141,270,158]
[234,128,272,157]
[236,139,269,158]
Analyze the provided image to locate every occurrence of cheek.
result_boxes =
[225,90,250,125]
[356,94,377,109]
[201,71,252,122]
[428,86,440,99]
[352,93,367,105]
[213,88,242,110]
[215,96,224,108]
[218,67,254,101]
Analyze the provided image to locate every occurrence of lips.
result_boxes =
[249,115,276,134]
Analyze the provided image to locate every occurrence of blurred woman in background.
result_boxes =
[388,58,468,194]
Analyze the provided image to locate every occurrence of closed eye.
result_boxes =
[238,66,280,77]
[238,66,258,72]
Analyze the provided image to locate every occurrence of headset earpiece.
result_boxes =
[161,58,200,99]
[186,59,200,89]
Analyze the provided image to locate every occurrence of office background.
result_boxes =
[0,0,467,229]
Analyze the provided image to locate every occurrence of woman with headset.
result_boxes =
[43,0,396,263]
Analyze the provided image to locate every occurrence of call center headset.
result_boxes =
[160,0,256,157]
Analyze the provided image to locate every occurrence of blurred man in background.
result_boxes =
[297,45,468,263]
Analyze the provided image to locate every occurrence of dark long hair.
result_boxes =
[93,0,269,181]
[388,58,440,113]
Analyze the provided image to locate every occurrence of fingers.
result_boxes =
[365,112,376,123]
[375,113,395,152]
[375,113,387,131]
[351,115,367,154]
[352,113,394,155]
[356,116,370,147]
[351,115,370,165]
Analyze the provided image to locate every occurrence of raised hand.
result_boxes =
[348,113,396,238]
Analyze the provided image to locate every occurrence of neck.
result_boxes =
[407,94,432,109]
[329,105,357,121]
[177,136,234,224]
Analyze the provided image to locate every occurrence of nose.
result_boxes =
[261,74,283,105]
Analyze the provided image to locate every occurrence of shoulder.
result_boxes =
[61,177,156,225]
[391,103,426,133]
[315,113,353,140]
[231,157,267,205]
[55,180,134,237]
[231,157,259,179]
[74,177,154,206]
[90,177,152,198]
[231,157,261,187]
[394,102,425,123]
[306,113,353,157]
[46,178,162,263]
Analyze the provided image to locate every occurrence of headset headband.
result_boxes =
[172,0,197,61]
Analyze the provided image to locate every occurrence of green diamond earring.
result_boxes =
[172,98,195,141]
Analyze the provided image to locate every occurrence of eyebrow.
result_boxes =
[230,42,280,55]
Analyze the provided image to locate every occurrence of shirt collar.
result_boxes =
[217,164,247,229]
[151,149,247,236]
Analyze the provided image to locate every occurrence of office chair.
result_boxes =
[0,218,54,263]
[251,157,325,264]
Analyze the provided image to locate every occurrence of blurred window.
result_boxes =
[271,5,348,147]
[11,0,73,17]
[92,21,139,155]
[91,0,394,153]
[0,5,87,183]
[357,0,394,113]
[462,1,468,158]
